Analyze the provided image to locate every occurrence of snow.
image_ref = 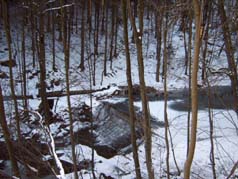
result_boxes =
[0,5,238,179]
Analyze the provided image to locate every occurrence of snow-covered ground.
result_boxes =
[0,7,238,179]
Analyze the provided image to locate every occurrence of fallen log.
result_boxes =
[3,86,110,101]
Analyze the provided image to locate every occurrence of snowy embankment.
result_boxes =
[0,9,237,178]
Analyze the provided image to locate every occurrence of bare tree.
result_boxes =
[218,0,238,115]
[0,84,20,178]
[60,1,79,178]
[79,0,85,71]
[121,0,142,178]
[184,0,203,178]
[127,0,154,178]
[103,0,109,76]
[2,0,21,139]
[163,10,170,179]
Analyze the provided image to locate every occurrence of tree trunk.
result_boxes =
[163,12,170,179]
[201,1,211,82]
[80,0,85,71]
[155,8,163,82]
[52,6,56,71]
[2,0,21,139]
[87,0,92,32]
[128,1,154,178]
[0,84,20,178]
[218,0,238,114]
[121,1,142,178]
[109,3,115,69]
[113,7,118,58]
[184,1,202,178]
[103,1,109,76]
[21,7,28,114]
[38,12,51,126]
[30,2,36,68]
[60,1,78,178]
[186,8,193,157]
[207,79,217,179]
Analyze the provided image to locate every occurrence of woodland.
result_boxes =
[0,0,238,179]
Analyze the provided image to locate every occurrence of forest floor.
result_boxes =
[0,11,238,179]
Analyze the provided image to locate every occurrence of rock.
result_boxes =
[0,170,13,179]
[0,59,16,67]
[67,100,164,159]
[0,72,8,79]
[99,173,115,179]
[0,160,5,170]
[94,145,117,159]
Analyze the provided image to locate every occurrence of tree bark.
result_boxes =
[2,0,21,139]
[60,1,78,178]
[163,11,170,179]
[21,7,28,114]
[121,1,142,178]
[128,1,154,178]
[38,12,51,126]
[103,0,109,76]
[184,0,202,178]
[155,8,162,82]
[80,0,85,71]
[0,84,20,178]
[218,0,238,114]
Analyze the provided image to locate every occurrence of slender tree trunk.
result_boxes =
[121,1,142,178]
[87,0,92,33]
[184,1,202,178]
[183,14,189,75]
[201,1,211,82]
[0,84,20,178]
[155,9,162,82]
[80,0,85,71]
[21,8,28,114]
[186,10,193,157]
[163,12,170,179]
[93,1,100,86]
[30,3,36,68]
[207,79,217,179]
[113,8,118,58]
[109,3,115,69]
[103,1,108,76]
[128,1,154,178]
[86,36,96,179]
[38,13,51,126]
[218,0,238,114]
[52,7,56,71]
[60,2,78,178]
[2,0,21,139]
